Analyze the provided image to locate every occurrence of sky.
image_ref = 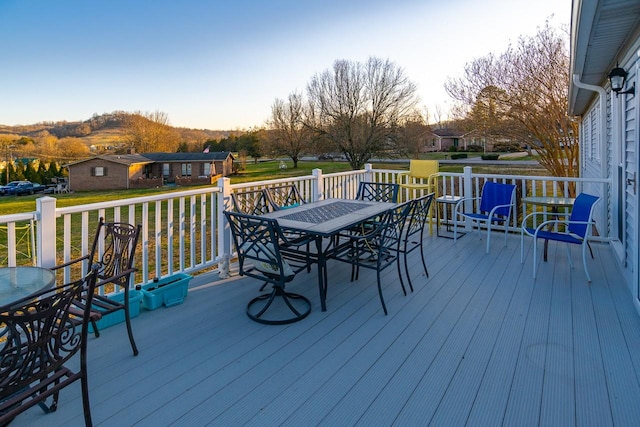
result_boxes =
[0,0,571,131]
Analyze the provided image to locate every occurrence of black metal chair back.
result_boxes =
[231,190,272,215]
[356,182,399,203]
[265,184,305,210]
[0,266,100,426]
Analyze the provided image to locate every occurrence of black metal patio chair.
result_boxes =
[396,193,435,293]
[0,266,100,426]
[224,211,314,325]
[332,205,403,315]
[52,217,141,356]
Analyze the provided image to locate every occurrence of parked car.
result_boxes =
[4,181,46,196]
[0,181,24,195]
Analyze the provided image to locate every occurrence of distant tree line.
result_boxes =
[1,160,65,186]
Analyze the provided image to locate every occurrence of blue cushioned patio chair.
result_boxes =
[224,211,313,324]
[453,181,517,253]
[520,193,600,281]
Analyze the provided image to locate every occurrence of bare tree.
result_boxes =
[395,110,430,159]
[124,110,180,153]
[306,57,419,170]
[445,21,578,179]
[268,92,311,168]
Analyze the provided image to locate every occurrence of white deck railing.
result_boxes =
[0,164,611,291]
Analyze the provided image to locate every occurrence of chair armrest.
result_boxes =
[533,218,596,234]
[95,268,137,290]
[51,254,91,270]
[487,202,516,218]
[453,196,480,216]
[522,211,570,223]
[521,211,571,233]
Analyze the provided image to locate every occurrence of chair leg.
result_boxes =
[582,241,592,282]
[396,255,408,295]
[419,248,429,279]
[565,243,574,269]
[533,237,538,279]
[91,319,100,338]
[81,368,93,427]
[376,269,388,315]
[124,302,139,356]
[486,222,491,254]
[404,251,417,292]
[247,284,311,325]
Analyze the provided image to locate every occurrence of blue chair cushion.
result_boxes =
[280,202,300,210]
[464,212,507,223]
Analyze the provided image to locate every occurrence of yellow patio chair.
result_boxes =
[398,160,439,234]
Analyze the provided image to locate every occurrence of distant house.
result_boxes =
[427,128,474,152]
[142,152,233,183]
[65,152,233,192]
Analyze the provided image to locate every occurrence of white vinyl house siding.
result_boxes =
[582,103,601,165]
[580,99,607,232]
[623,71,637,275]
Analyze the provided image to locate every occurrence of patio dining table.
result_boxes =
[0,266,56,307]
[263,198,397,311]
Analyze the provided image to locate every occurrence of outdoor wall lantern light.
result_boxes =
[608,64,635,97]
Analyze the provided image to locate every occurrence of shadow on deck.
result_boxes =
[16,231,640,426]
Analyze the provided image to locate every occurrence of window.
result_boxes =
[91,166,107,176]
[203,163,211,176]
[181,163,192,176]
[162,163,170,177]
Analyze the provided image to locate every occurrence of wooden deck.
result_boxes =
[15,230,640,426]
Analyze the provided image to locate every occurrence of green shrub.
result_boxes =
[466,144,484,152]
[448,146,458,152]
[450,153,468,160]
[481,154,500,160]
[492,141,522,152]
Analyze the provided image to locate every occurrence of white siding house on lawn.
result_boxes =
[570,0,640,312]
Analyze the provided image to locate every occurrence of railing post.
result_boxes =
[463,166,474,230]
[36,196,57,268]
[217,177,232,278]
[312,168,324,201]
[364,163,373,183]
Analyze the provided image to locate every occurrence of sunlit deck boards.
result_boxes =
[17,232,640,426]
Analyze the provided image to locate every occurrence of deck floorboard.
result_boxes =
[13,232,640,427]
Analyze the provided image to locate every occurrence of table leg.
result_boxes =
[543,239,549,262]
[315,237,327,311]
[543,207,559,262]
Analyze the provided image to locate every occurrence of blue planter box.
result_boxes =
[140,273,192,310]
[88,289,142,333]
